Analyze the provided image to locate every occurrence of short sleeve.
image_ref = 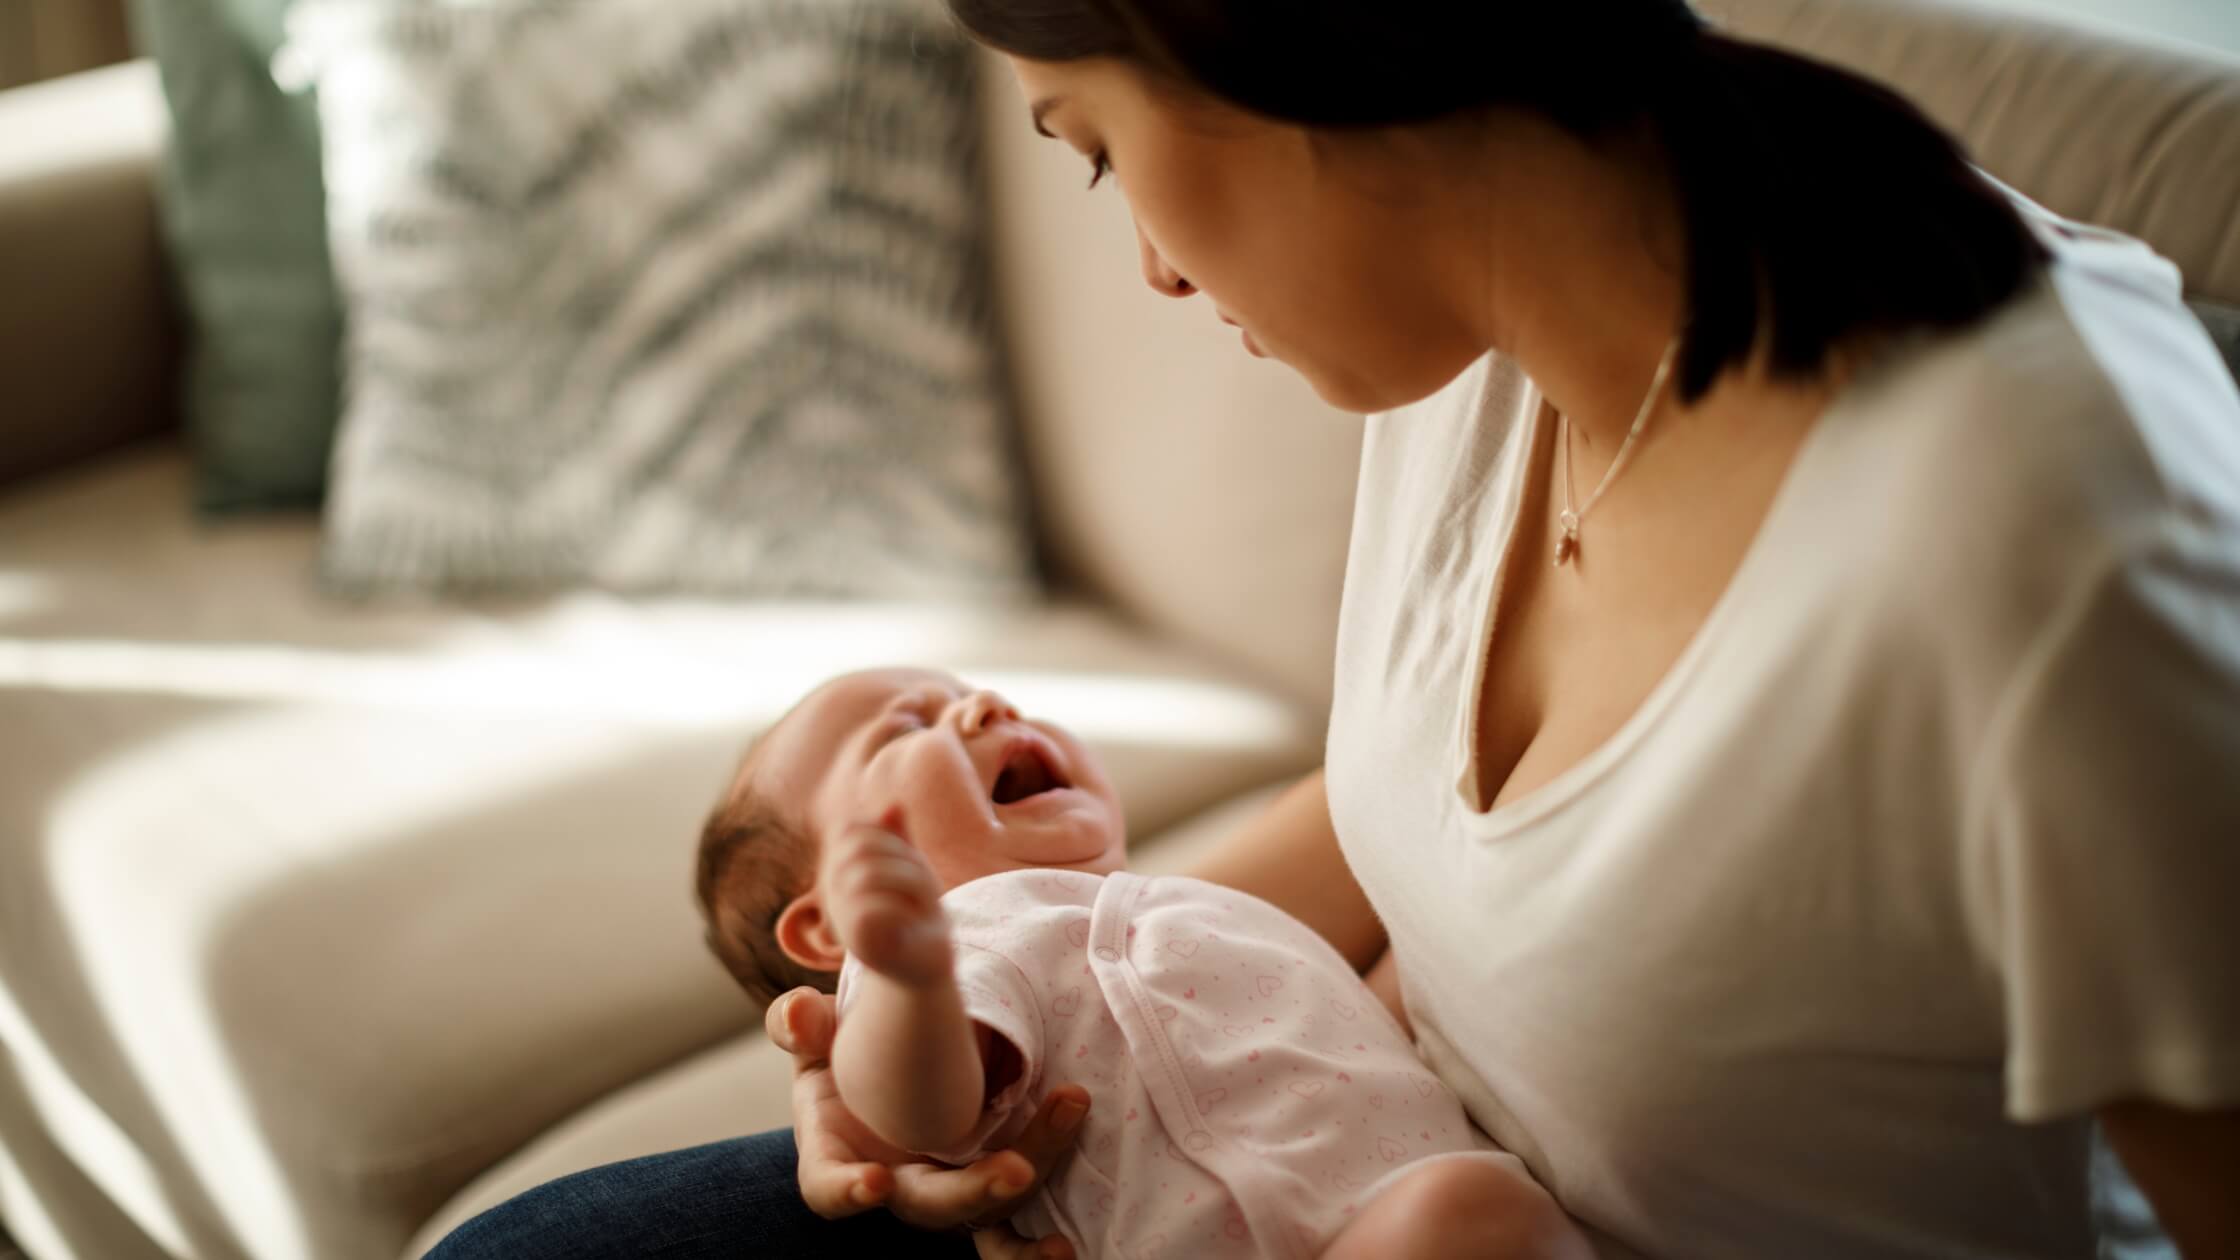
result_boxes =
[1968,534,2240,1122]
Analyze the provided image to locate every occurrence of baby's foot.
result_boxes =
[823,810,954,989]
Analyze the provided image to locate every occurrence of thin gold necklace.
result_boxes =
[1554,337,1681,567]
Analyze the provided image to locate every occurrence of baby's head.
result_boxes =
[695,667,1127,1008]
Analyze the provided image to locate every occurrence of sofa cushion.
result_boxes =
[0,447,1321,1260]
[0,62,179,494]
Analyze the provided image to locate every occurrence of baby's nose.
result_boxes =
[956,689,1019,735]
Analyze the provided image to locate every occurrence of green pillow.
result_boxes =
[130,0,339,512]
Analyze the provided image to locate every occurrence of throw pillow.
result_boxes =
[281,0,1041,599]
[129,0,341,512]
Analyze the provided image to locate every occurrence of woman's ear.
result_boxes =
[774,892,846,972]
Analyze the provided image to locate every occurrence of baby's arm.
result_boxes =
[824,817,997,1155]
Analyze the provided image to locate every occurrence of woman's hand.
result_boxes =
[768,987,1088,1256]
[1185,769,1387,970]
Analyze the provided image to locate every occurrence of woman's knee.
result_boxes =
[422,1129,977,1260]
[423,1130,805,1259]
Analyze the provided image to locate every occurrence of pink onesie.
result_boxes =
[836,869,1525,1260]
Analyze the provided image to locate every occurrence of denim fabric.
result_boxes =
[423,1128,978,1259]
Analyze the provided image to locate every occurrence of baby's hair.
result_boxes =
[694,761,838,1011]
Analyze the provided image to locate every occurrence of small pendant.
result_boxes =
[1553,511,1580,567]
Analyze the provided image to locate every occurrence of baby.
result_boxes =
[695,667,1583,1260]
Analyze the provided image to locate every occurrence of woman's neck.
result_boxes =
[1442,117,1744,466]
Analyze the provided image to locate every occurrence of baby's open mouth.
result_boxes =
[992,742,1070,805]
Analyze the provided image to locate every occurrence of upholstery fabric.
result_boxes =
[1,0,133,91]
[0,63,177,491]
[127,0,340,511]
[1706,0,2240,305]
[286,0,1038,599]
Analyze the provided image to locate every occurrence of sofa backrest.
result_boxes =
[1709,0,2240,305]
[975,0,2240,716]
[0,0,132,92]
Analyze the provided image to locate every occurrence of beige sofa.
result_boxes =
[2,2,2236,1258]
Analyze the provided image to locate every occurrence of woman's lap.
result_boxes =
[424,1127,977,1259]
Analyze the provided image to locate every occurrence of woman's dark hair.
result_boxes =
[948,0,2049,404]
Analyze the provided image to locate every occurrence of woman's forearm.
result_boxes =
[830,968,986,1155]
[1183,767,1388,972]
[1362,945,1412,1036]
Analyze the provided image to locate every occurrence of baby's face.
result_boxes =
[750,667,1127,890]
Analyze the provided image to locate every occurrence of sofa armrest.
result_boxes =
[0,59,180,493]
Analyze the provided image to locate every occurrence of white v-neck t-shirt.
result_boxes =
[1325,188,2240,1258]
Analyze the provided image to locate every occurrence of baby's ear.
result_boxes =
[774,891,846,972]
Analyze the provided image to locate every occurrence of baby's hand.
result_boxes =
[823,808,954,989]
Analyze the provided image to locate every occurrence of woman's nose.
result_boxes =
[955,690,1020,736]
[1137,224,1194,298]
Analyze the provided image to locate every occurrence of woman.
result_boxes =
[431,0,2240,1256]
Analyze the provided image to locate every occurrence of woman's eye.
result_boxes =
[1086,151,1113,190]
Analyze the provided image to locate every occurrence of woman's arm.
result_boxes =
[1184,767,1388,972]
[1361,945,1411,1035]
[2099,1099,2240,1257]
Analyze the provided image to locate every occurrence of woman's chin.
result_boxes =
[1306,349,1485,416]
[1305,364,1405,415]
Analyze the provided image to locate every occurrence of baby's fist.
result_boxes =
[823,811,953,989]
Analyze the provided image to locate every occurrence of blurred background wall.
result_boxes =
[0,0,132,90]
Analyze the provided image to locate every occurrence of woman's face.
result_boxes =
[1008,55,1490,413]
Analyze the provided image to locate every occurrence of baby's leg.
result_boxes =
[1319,1153,1593,1260]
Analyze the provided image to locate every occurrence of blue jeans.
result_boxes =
[423,1127,977,1259]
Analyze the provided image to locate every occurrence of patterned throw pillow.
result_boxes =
[279,0,1040,599]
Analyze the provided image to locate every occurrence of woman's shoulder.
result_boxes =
[1739,188,2240,730]
[1828,196,2240,599]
